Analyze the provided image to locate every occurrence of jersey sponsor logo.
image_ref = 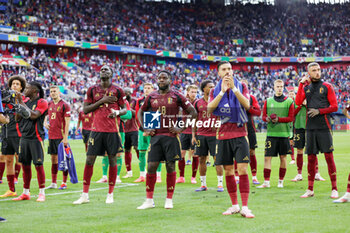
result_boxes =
[143,111,161,129]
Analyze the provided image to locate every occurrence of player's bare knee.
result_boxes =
[165,161,176,173]
[86,156,97,166]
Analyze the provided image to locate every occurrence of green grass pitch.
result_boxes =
[1,132,350,232]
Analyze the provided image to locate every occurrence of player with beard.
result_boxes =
[192,80,224,192]
[291,88,325,182]
[44,86,71,190]
[208,61,253,218]
[12,81,48,202]
[134,83,164,183]
[0,75,23,197]
[137,71,197,209]
[177,85,198,184]
[122,88,139,179]
[73,65,127,204]
[333,103,350,203]
[296,62,339,199]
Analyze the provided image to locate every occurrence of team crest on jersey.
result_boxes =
[168,97,173,104]
[319,87,324,94]
[199,105,203,109]
[57,107,60,111]
[32,105,36,110]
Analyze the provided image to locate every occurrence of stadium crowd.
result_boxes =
[1,45,349,115]
[1,0,350,57]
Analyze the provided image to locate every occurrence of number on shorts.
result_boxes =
[265,140,272,149]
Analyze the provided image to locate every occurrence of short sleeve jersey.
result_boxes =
[141,89,193,137]
[85,84,126,133]
[21,98,48,141]
[47,99,71,139]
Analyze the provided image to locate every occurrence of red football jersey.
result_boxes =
[194,98,218,137]
[48,99,71,139]
[85,84,126,133]
[209,84,249,140]
[141,89,193,137]
[125,98,139,133]
[182,98,197,134]
[78,111,93,131]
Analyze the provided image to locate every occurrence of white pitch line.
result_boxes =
[0,183,139,202]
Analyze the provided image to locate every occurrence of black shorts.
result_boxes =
[82,129,91,144]
[1,137,20,155]
[265,137,291,157]
[148,135,181,162]
[216,137,250,165]
[180,133,195,150]
[194,135,216,157]
[294,128,306,149]
[305,129,333,155]
[48,139,62,155]
[87,132,123,156]
[124,131,138,150]
[247,130,258,149]
[19,138,45,166]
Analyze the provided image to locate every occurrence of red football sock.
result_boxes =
[7,174,15,192]
[279,168,287,180]
[51,164,58,184]
[35,166,46,189]
[15,163,21,179]
[83,164,94,193]
[239,174,249,207]
[108,165,117,194]
[226,175,238,205]
[264,168,271,181]
[125,152,132,172]
[62,170,69,183]
[136,150,139,159]
[146,173,157,199]
[347,173,350,193]
[0,162,5,180]
[234,161,239,177]
[307,154,317,191]
[22,165,32,189]
[249,153,257,176]
[315,156,319,173]
[166,172,176,199]
[291,146,295,161]
[297,153,303,174]
[325,152,337,191]
[178,159,185,177]
[192,157,199,178]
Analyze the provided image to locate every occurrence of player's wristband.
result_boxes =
[232,87,238,93]
[219,91,225,97]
